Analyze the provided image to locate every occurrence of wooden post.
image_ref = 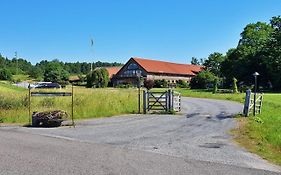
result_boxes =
[171,90,174,111]
[71,84,75,127]
[28,84,31,125]
[143,90,147,114]
[243,89,251,117]
[165,90,168,112]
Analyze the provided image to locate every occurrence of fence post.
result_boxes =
[167,89,171,111]
[143,90,147,114]
[171,90,174,111]
[243,89,251,117]
[165,90,168,111]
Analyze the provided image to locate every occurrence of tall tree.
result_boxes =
[191,57,200,65]
[203,52,225,77]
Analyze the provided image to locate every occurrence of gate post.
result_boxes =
[243,89,251,117]
[171,90,174,111]
[143,90,147,114]
[165,90,169,112]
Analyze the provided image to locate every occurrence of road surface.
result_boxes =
[0,97,280,175]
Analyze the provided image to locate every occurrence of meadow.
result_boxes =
[0,82,138,124]
[176,88,281,165]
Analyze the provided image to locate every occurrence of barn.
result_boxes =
[112,57,203,86]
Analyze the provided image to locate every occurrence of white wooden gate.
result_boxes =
[143,90,181,113]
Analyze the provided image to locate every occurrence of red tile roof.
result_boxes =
[132,57,203,76]
[105,66,122,78]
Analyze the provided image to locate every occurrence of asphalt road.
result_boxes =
[0,97,280,175]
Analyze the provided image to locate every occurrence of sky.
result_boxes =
[0,0,280,64]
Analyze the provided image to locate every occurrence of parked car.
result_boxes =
[35,82,61,89]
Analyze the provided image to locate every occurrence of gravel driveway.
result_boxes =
[2,97,281,174]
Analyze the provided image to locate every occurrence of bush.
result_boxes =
[154,79,168,88]
[213,79,218,93]
[232,77,238,93]
[86,68,109,88]
[144,79,154,90]
[190,70,218,89]
[116,83,132,88]
[176,80,189,88]
[0,68,12,80]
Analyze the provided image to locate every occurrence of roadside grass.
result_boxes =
[0,83,138,124]
[176,88,281,166]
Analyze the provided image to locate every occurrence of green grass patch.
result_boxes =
[0,83,139,124]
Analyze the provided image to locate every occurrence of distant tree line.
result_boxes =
[0,55,122,82]
[189,16,281,91]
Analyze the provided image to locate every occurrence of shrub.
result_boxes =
[190,70,218,89]
[213,79,218,93]
[154,79,168,88]
[86,68,109,88]
[232,77,238,93]
[0,68,12,80]
[176,80,189,88]
[144,79,154,90]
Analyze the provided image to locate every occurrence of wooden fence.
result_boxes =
[243,89,263,117]
[143,89,181,114]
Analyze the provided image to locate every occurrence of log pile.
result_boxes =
[32,110,69,127]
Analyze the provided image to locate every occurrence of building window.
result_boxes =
[127,63,139,70]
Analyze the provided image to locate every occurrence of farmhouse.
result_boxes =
[112,57,203,86]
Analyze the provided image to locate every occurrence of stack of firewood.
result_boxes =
[32,110,69,127]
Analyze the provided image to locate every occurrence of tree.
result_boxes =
[86,68,109,88]
[191,57,200,65]
[262,16,281,89]
[43,61,70,82]
[190,70,218,89]
[203,52,225,77]
[0,68,12,80]
[28,67,43,80]
[221,21,274,87]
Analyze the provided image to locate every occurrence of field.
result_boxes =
[0,82,138,124]
[176,88,281,165]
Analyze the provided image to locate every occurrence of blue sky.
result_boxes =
[0,0,280,64]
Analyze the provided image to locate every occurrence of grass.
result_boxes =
[176,88,281,165]
[0,83,139,124]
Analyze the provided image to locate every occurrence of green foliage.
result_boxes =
[191,57,200,65]
[176,79,189,88]
[144,79,154,90]
[232,77,238,93]
[221,17,280,89]
[212,79,218,94]
[86,68,109,88]
[0,68,12,80]
[154,79,168,88]
[28,67,43,80]
[43,61,70,82]
[190,70,218,89]
[203,52,225,77]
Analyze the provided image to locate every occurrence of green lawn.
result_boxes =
[176,88,281,165]
[0,83,139,124]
